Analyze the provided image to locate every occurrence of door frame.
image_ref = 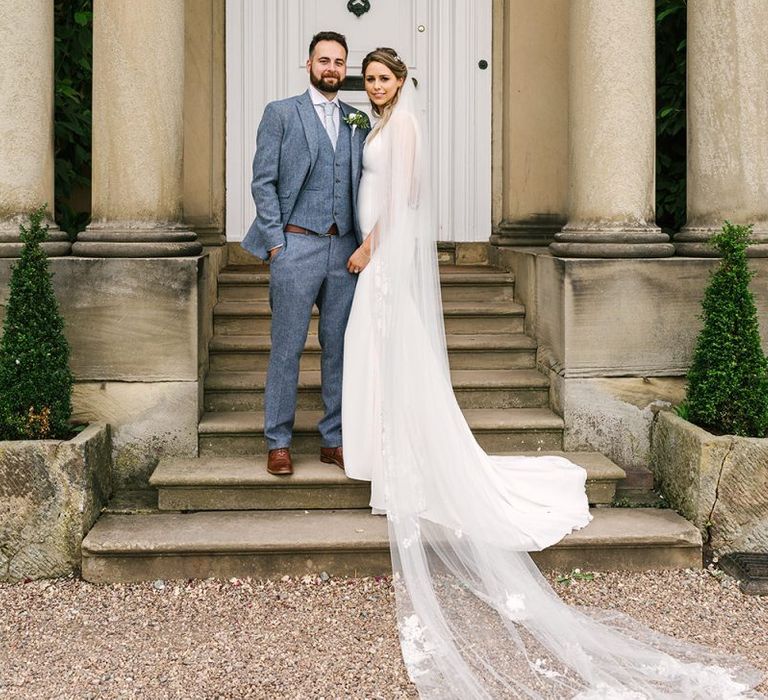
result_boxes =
[225,0,493,243]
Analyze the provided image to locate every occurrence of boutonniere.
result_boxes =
[343,111,370,135]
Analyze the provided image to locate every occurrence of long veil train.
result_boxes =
[364,79,764,698]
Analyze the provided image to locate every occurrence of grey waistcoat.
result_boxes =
[288,115,354,237]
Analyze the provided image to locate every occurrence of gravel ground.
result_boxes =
[1,568,766,699]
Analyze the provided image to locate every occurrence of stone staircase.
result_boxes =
[81,263,702,583]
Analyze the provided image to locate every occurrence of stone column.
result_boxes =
[550,0,674,258]
[675,0,768,256]
[0,0,70,257]
[491,0,569,247]
[73,0,201,257]
[183,0,226,247]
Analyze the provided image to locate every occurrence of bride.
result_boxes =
[341,47,763,698]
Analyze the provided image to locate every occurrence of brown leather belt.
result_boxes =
[285,223,339,236]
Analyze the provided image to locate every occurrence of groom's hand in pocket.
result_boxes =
[268,245,283,262]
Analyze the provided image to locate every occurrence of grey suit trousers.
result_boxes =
[265,231,359,450]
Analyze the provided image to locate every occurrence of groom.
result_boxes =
[241,31,368,476]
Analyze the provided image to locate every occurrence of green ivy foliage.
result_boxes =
[656,0,686,233]
[0,207,74,440]
[684,223,768,437]
[54,1,92,239]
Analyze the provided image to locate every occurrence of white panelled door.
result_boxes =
[225,0,491,242]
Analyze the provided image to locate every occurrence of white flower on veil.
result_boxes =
[504,592,529,621]
[399,614,436,677]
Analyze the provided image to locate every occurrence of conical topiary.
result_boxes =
[0,206,73,439]
[684,222,768,437]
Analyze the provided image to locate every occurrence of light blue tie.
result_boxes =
[322,102,338,149]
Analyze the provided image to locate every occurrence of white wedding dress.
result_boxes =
[341,82,764,698]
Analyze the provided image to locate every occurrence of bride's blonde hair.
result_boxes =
[362,47,408,135]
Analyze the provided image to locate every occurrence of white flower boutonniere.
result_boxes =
[343,111,370,136]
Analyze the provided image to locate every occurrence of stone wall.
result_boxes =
[651,412,768,555]
[0,257,207,488]
[493,246,768,471]
[0,423,111,581]
[552,376,685,472]
[495,248,768,377]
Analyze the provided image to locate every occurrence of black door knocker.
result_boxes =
[347,0,371,18]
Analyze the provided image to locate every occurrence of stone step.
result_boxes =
[615,465,655,496]
[217,265,515,303]
[150,451,625,511]
[151,456,371,511]
[80,507,702,583]
[219,264,511,281]
[198,408,564,455]
[213,300,526,336]
[208,333,538,372]
[104,489,159,515]
[203,368,550,411]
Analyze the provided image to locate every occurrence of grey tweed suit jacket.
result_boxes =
[241,90,368,260]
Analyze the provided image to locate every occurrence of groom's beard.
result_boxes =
[310,70,342,95]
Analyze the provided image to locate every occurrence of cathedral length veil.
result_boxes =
[365,79,765,698]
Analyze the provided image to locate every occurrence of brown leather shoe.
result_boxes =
[320,446,344,469]
[267,448,293,476]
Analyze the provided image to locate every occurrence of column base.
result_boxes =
[674,226,768,257]
[0,221,71,258]
[73,223,203,257]
[549,224,675,258]
[191,225,226,247]
[490,218,564,247]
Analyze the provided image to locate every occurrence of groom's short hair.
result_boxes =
[309,31,348,58]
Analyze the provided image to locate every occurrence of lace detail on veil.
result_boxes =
[399,613,437,678]
[363,79,765,698]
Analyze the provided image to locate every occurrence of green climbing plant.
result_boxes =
[54,0,92,239]
[655,0,687,233]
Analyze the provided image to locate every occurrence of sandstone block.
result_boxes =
[561,377,685,471]
[0,423,111,582]
[499,249,768,378]
[0,257,201,381]
[72,382,198,489]
[651,411,768,555]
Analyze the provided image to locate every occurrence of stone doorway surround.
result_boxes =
[224,0,493,244]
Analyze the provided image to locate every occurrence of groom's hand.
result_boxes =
[268,245,283,261]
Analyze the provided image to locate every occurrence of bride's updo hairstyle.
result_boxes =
[362,47,408,133]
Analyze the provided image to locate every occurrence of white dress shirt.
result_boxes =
[309,84,340,143]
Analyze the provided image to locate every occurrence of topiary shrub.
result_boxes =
[684,222,768,437]
[0,206,73,440]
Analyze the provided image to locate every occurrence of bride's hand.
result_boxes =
[347,246,371,275]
